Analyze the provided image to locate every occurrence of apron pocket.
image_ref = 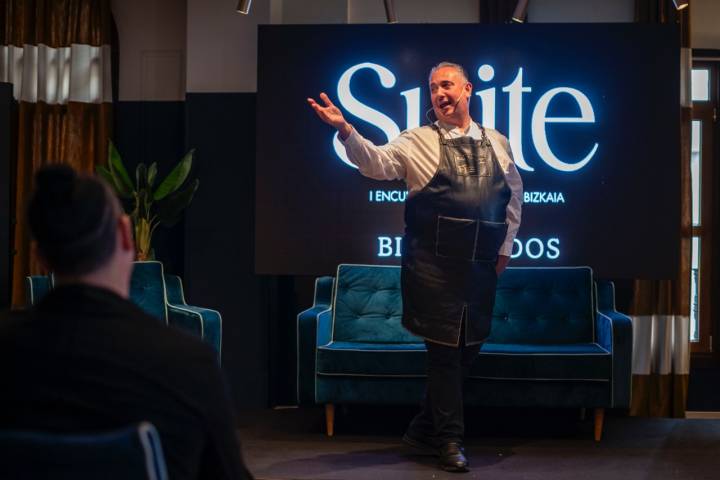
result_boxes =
[453,152,490,176]
[473,220,508,262]
[435,215,477,260]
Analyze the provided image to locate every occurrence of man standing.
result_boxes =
[308,62,523,472]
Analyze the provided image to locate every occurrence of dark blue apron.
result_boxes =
[401,123,511,346]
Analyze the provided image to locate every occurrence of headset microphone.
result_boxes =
[424,94,465,125]
[452,94,464,108]
[424,106,435,125]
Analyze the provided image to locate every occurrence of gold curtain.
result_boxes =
[630,0,692,418]
[1,0,112,47]
[1,0,113,307]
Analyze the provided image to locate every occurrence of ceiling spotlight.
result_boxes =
[236,0,252,14]
[511,0,529,23]
[673,0,689,9]
[384,0,398,24]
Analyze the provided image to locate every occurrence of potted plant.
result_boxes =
[97,141,199,261]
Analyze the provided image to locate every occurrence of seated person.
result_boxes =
[0,166,253,480]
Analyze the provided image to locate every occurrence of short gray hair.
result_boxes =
[428,61,469,84]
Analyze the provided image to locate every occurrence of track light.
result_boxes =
[673,0,689,10]
[236,0,252,15]
[384,0,398,24]
[511,0,529,23]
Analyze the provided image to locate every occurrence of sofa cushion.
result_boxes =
[317,341,610,382]
[317,342,426,376]
[489,267,596,345]
[471,343,611,381]
[332,264,421,343]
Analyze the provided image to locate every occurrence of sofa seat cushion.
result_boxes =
[317,342,426,377]
[471,343,611,381]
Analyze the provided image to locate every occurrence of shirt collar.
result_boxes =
[435,119,481,138]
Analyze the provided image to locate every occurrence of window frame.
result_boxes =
[690,56,718,358]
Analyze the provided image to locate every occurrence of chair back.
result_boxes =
[0,422,168,480]
[25,262,169,324]
[25,275,52,306]
[129,261,169,323]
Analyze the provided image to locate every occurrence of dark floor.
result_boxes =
[238,406,720,480]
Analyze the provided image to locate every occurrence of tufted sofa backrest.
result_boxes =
[332,264,421,343]
[331,265,595,345]
[488,267,595,344]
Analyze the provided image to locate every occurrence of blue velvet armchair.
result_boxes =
[25,261,222,362]
[0,422,168,480]
[297,265,633,441]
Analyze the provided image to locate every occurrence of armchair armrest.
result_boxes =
[595,280,632,408]
[163,274,185,305]
[596,302,633,408]
[163,273,222,363]
[167,304,222,364]
[297,276,334,405]
[313,275,334,307]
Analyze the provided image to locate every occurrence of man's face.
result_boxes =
[429,66,472,123]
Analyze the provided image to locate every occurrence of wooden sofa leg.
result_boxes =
[594,408,604,442]
[325,404,335,437]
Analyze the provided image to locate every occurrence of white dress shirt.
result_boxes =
[340,120,523,256]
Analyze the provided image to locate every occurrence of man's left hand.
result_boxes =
[495,255,510,277]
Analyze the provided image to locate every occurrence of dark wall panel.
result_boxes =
[184,93,269,409]
[116,95,306,410]
[0,83,14,308]
[113,101,186,275]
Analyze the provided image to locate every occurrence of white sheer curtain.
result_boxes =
[632,315,690,377]
[0,44,111,104]
[631,314,690,417]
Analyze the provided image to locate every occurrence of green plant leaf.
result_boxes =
[153,149,194,201]
[156,179,199,227]
[96,165,116,188]
[108,141,134,198]
[147,162,158,188]
[95,159,131,195]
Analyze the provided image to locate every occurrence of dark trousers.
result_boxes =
[407,319,481,444]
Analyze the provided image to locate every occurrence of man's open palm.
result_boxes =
[307,92,347,130]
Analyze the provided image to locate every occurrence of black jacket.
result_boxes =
[0,284,253,480]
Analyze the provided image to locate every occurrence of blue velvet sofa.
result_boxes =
[297,265,632,441]
[25,261,222,362]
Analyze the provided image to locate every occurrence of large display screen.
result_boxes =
[256,24,679,278]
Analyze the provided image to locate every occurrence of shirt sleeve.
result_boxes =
[499,136,523,257]
[340,127,411,181]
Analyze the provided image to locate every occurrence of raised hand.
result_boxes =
[307,92,352,139]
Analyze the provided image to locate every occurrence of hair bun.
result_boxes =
[35,165,77,199]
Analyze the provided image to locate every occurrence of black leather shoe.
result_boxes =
[402,431,439,456]
[439,442,469,473]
